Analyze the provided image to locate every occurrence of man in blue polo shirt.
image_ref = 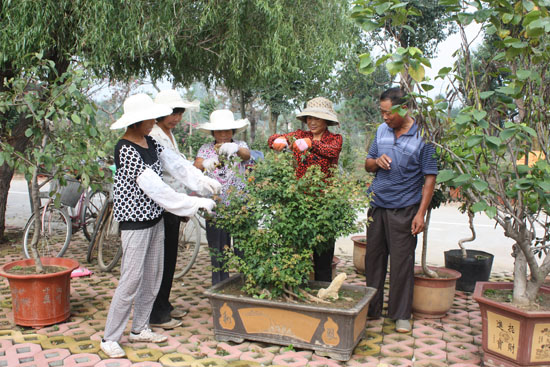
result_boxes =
[364,87,437,333]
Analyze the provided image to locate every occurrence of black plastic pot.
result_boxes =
[444,249,494,292]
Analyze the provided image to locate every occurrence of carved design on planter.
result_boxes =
[487,311,520,359]
[531,323,550,362]
[219,303,235,330]
[238,307,320,342]
[321,317,340,346]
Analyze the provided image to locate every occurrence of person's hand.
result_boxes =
[293,138,312,152]
[202,157,219,172]
[272,137,288,151]
[375,154,392,170]
[411,213,426,235]
[202,176,222,195]
[219,142,239,156]
[197,198,216,214]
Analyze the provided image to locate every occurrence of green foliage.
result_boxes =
[213,151,370,298]
[0,56,108,187]
[352,0,456,83]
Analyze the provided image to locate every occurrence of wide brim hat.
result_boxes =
[110,93,173,130]
[198,109,249,135]
[154,89,200,110]
[296,97,339,126]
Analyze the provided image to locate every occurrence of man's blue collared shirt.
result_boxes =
[367,122,438,209]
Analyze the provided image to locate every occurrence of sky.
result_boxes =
[424,22,484,97]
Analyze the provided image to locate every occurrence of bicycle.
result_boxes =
[88,196,123,272]
[22,176,108,258]
[89,195,205,275]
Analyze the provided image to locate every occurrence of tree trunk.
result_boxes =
[421,207,438,278]
[268,106,278,135]
[239,90,248,142]
[512,243,530,305]
[0,114,33,241]
[0,164,15,241]
[269,110,279,135]
[249,113,257,144]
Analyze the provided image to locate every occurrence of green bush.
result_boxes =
[212,149,371,298]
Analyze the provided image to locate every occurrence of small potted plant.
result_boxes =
[444,205,494,293]
[0,57,105,326]
[411,188,462,319]
[204,150,374,361]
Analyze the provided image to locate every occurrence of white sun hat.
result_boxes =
[296,97,339,126]
[198,109,249,134]
[154,89,200,110]
[110,94,173,130]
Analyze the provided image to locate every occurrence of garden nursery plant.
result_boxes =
[212,148,371,300]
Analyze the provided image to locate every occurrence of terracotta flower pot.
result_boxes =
[0,257,79,327]
[473,282,550,367]
[412,265,461,319]
[351,235,366,274]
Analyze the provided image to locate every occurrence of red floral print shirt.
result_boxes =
[268,129,342,178]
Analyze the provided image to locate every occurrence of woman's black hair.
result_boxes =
[157,108,186,122]
[127,121,143,129]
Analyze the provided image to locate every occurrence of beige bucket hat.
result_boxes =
[110,94,173,130]
[198,109,249,134]
[154,89,200,110]
[296,97,339,126]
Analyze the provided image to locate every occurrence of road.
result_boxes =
[6,176,515,272]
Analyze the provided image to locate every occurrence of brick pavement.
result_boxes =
[0,229,513,366]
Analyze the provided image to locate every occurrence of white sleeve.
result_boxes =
[159,148,210,193]
[136,168,214,217]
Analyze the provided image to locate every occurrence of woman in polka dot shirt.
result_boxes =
[100,94,221,359]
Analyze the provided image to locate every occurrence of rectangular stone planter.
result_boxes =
[205,275,376,361]
[473,281,550,367]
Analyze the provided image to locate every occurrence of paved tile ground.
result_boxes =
[0,228,513,366]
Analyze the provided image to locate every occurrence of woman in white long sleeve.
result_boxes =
[148,90,200,330]
[100,93,220,359]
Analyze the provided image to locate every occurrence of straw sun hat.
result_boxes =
[110,94,172,130]
[296,97,339,126]
[154,89,200,110]
[198,109,249,135]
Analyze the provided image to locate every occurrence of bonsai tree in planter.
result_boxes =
[205,149,374,360]
[212,149,371,299]
[0,56,107,272]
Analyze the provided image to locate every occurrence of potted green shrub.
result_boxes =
[412,188,461,319]
[0,56,106,326]
[204,150,375,361]
[353,0,550,365]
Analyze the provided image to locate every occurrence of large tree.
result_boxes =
[0,0,361,240]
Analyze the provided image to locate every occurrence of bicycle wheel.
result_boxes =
[23,206,72,258]
[97,202,123,271]
[82,189,108,241]
[86,198,108,263]
[174,216,201,279]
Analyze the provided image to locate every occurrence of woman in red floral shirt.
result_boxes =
[268,97,342,281]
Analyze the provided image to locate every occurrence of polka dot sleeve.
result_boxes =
[118,145,147,180]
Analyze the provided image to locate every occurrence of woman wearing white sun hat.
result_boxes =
[194,109,251,285]
[148,89,200,330]
[100,93,221,359]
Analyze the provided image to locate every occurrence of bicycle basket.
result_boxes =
[55,176,84,207]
